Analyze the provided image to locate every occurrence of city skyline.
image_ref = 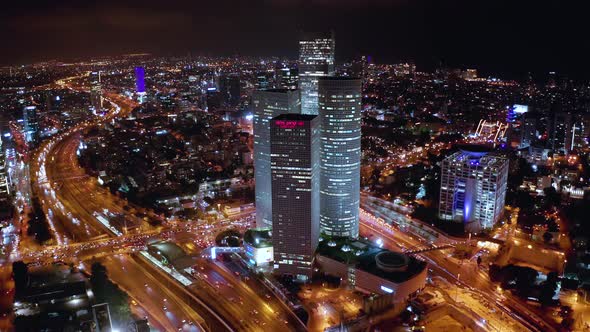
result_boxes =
[2,2,589,331]
[2,1,590,79]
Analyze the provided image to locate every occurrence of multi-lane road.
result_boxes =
[25,75,305,331]
[360,199,559,332]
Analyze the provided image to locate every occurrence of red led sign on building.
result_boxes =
[275,120,305,129]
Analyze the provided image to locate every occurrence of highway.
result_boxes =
[27,74,304,331]
[359,202,559,332]
[27,79,220,331]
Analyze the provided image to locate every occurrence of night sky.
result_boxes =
[2,0,588,79]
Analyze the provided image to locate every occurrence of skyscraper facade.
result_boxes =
[0,137,9,200]
[276,66,298,90]
[89,71,103,113]
[318,77,362,238]
[548,112,572,153]
[253,89,301,228]
[439,146,509,233]
[23,106,39,144]
[270,114,320,281]
[219,74,241,107]
[298,33,335,115]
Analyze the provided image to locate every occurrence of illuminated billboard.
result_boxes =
[512,104,529,114]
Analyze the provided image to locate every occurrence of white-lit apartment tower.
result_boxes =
[439,147,509,233]
[298,33,335,115]
[318,77,362,238]
[270,114,320,281]
[253,89,301,228]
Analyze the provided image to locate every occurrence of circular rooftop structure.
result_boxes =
[375,251,409,273]
[458,144,492,158]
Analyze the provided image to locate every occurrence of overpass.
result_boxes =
[404,244,455,255]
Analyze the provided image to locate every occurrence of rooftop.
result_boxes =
[243,228,273,248]
[316,237,427,284]
[147,240,197,270]
[272,113,318,121]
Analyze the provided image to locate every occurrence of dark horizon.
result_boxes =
[2,0,589,81]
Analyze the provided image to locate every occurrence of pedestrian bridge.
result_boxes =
[403,244,455,255]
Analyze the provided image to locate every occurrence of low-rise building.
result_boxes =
[243,228,274,266]
[315,237,427,303]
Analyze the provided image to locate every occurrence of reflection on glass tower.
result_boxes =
[253,89,301,228]
[270,114,320,281]
[318,77,362,238]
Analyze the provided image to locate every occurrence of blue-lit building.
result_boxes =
[298,33,335,115]
[135,67,145,93]
[318,77,362,238]
[439,146,509,232]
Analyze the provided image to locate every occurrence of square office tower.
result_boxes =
[439,146,509,233]
[253,89,301,229]
[270,113,320,281]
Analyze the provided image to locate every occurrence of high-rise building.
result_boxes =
[318,77,362,238]
[253,89,301,228]
[135,67,146,103]
[439,146,509,233]
[351,56,368,80]
[89,71,103,113]
[0,137,9,200]
[270,113,320,281]
[298,33,335,115]
[219,74,241,107]
[548,112,572,153]
[257,72,270,90]
[135,67,146,93]
[276,66,298,90]
[205,88,222,110]
[570,115,590,151]
[23,106,39,144]
[520,112,540,148]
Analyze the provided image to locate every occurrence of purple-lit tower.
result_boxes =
[135,67,146,103]
[135,67,146,94]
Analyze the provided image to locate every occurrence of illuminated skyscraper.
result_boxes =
[253,89,301,228]
[0,136,9,200]
[298,33,335,115]
[548,112,572,153]
[89,71,103,113]
[219,74,241,107]
[439,146,508,233]
[318,77,362,238]
[135,67,145,93]
[257,72,270,90]
[135,67,146,103]
[23,106,39,144]
[276,66,298,90]
[270,113,320,281]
